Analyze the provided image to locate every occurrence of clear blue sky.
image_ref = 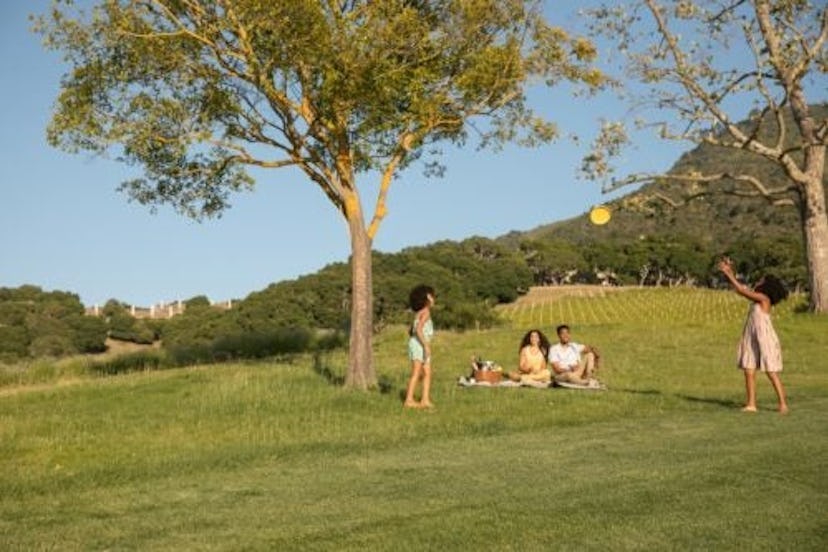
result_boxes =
[3,1,816,308]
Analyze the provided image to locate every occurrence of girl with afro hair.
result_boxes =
[404,285,436,409]
[718,257,789,414]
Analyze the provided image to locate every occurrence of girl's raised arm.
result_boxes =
[718,259,770,310]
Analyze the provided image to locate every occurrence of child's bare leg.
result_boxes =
[572,361,587,381]
[581,352,596,379]
[742,369,757,412]
[556,370,588,385]
[766,371,789,414]
[420,364,434,408]
[404,362,423,407]
[571,357,593,384]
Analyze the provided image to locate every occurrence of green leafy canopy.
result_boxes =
[37,0,604,220]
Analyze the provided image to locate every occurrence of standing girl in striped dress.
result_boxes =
[718,257,789,414]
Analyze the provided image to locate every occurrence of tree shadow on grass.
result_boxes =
[312,353,395,394]
[613,387,741,410]
[312,352,345,387]
[613,387,663,396]
[674,394,741,410]
[376,375,395,395]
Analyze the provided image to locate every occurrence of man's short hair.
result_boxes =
[556,324,570,336]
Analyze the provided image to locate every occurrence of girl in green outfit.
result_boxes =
[404,285,436,409]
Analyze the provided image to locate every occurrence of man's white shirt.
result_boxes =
[548,342,584,371]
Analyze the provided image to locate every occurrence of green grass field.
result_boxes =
[2,287,827,550]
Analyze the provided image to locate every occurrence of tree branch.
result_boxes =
[643,1,809,183]
[787,5,828,80]
[144,0,243,62]
[708,0,749,24]
[366,132,415,239]
[611,170,798,207]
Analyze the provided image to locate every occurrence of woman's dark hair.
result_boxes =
[756,275,788,305]
[409,285,435,311]
[519,329,551,357]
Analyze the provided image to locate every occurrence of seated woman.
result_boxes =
[508,329,552,385]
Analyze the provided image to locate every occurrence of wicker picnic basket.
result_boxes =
[473,369,502,384]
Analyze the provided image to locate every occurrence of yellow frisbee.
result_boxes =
[589,205,611,225]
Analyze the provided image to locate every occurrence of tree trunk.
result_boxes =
[786,74,828,314]
[799,171,828,314]
[345,213,376,389]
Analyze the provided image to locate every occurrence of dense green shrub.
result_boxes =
[67,315,108,353]
[211,328,313,360]
[184,295,211,310]
[0,288,121,359]
[161,306,237,349]
[0,326,29,360]
[28,334,75,358]
[98,299,155,344]
[89,350,165,375]
[165,343,213,367]
[314,330,346,351]
[166,326,319,366]
[110,320,156,344]
[0,301,29,327]
[437,302,502,332]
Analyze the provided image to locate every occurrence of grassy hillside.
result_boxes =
[2,287,827,550]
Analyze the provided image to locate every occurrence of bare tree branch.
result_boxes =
[611,169,798,205]
[708,0,749,24]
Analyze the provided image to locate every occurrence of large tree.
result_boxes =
[37,0,602,388]
[583,0,827,312]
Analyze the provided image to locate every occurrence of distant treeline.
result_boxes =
[516,233,805,289]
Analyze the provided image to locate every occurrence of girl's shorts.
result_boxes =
[408,338,430,363]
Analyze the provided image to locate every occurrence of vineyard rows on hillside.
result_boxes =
[498,286,804,327]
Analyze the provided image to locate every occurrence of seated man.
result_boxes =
[508,329,552,386]
[547,324,601,386]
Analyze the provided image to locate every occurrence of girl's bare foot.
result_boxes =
[778,405,789,415]
[741,405,757,413]
[420,401,435,409]
[403,401,421,409]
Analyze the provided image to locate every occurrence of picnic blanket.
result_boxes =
[554,380,607,391]
[457,376,606,391]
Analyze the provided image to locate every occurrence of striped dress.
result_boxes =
[737,303,783,372]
